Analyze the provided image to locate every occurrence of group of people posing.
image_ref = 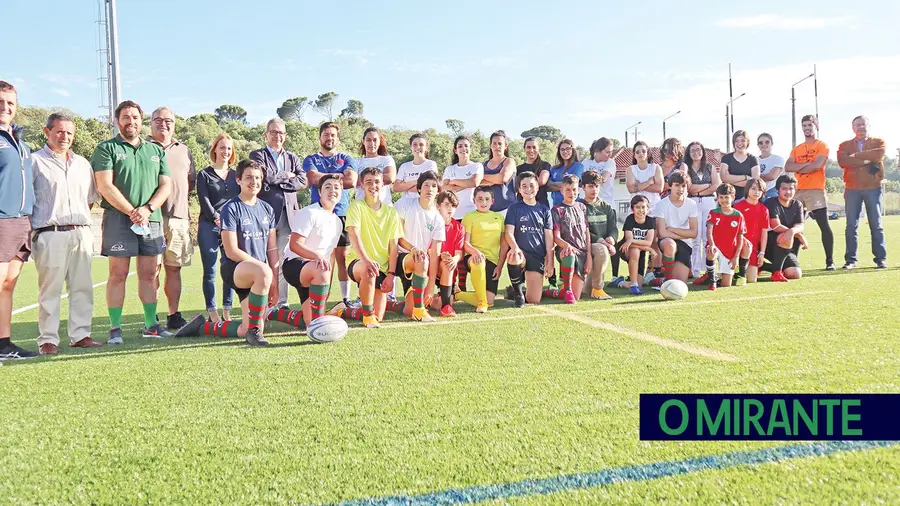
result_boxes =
[0,79,890,357]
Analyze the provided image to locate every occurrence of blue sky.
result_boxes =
[6,0,900,156]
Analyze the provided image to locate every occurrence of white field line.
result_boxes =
[574,290,837,315]
[534,305,740,362]
[12,271,136,316]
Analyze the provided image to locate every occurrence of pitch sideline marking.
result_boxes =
[534,305,739,362]
[334,441,898,506]
[576,290,837,315]
[11,271,136,316]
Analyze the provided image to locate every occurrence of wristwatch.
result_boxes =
[146,203,157,212]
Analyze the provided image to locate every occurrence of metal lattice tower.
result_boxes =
[95,0,121,136]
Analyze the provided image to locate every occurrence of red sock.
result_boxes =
[662,255,675,280]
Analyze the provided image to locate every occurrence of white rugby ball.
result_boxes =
[660,279,689,301]
[306,315,348,343]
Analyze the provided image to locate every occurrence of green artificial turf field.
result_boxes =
[2,217,898,505]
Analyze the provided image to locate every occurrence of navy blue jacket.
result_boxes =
[249,147,307,225]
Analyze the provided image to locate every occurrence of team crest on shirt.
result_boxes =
[730,220,738,228]
[116,153,127,161]
[151,156,160,163]
[241,218,252,226]
[335,158,344,167]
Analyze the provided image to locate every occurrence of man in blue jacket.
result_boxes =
[0,80,38,360]
[249,118,308,309]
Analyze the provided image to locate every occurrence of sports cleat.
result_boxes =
[175,313,206,338]
[692,273,711,286]
[842,262,857,270]
[563,290,577,304]
[825,262,836,271]
[326,302,347,318]
[362,315,381,328]
[348,297,362,308]
[244,327,268,346]
[166,312,188,331]
[0,342,39,360]
[591,288,612,300]
[708,280,718,291]
[107,327,124,345]
[732,275,746,287]
[629,285,643,295]
[475,304,488,314]
[770,270,789,282]
[141,324,173,339]
[876,261,888,269]
[412,307,436,322]
[439,304,457,317]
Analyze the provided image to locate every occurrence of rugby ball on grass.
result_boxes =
[660,279,689,301]
[307,315,348,343]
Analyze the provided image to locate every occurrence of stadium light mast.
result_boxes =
[662,111,681,141]
[791,72,815,147]
[624,121,641,148]
[107,0,122,134]
[724,93,746,151]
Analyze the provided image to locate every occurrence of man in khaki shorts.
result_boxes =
[30,113,105,355]
[148,106,196,331]
[785,114,835,270]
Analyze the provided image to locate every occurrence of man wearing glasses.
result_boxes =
[250,118,308,310]
[148,107,196,331]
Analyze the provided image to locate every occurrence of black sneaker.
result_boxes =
[842,262,857,270]
[175,313,206,338]
[0,342,39,360]
[245,327,269,346]
[876,260,888,269]
[825,262,836,271]
[547,274,558,288]
[167,312,188,331]
[505,285,515,300]
[513,284,526,308]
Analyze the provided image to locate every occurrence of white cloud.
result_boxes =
[715,14,856,31]
[40,73,97,88]
[52,88,71,97]
[321,48,375,67]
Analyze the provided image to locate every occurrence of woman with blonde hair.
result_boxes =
[196,134,240,322]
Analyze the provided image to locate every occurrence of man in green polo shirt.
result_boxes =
[91,100,173,344]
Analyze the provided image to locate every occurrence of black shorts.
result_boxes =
[221,261,251,302]
[555,248,587,279]
[101,210,166,257]
[761,247,801,272]
[524,252,545,274]
[337,215,349,248]
[463,255,499,294]
[282,257,311,303]
[348,258,388,289]
[616,239,647,276]
[659,238,692,269]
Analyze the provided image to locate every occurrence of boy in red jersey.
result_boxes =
[734,178,770,283]
[433,190,464,316]
[702,183,747,290]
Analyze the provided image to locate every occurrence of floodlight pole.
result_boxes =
[107,0,122,134]
[662,110,681,141]
[625,121,641,148]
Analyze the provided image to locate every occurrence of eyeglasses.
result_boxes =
[267,130,286,137]
[758,140,771,145]
[559,146,573,152]
[152,118,174,126]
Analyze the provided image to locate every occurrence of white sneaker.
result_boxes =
[643,271,656,286]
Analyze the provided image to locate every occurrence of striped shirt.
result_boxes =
[30,145,99,229]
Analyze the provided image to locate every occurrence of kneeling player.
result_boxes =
[395,171,444,322]
[458,185,506,313]
[331,167,404,328]
[616,195,657,295]
[505,172,554,307]
[177,160,278,345]
[433,190,464,316]
[653,172,698,284]
[701,183,748,290]
[547,175,592,303]
[733,178,769,283]
[274,174,343,328]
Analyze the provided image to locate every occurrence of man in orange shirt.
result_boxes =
[837,115,887,269]
[785,114,835,270]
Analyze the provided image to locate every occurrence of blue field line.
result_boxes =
[334,441,897,506]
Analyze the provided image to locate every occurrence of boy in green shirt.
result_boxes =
[579,170,617,299]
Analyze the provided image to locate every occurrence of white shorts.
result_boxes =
[716,251,735,275]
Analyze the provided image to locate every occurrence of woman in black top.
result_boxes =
[516,136,552,207]
[720,129,760,200]
[197,134,240,322]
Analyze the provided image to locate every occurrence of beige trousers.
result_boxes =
[584,243,611,295]
[32,227,94,346]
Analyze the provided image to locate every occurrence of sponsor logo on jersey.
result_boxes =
[151,156,160,163]
[116,153,127,161]
[241,218,252,226]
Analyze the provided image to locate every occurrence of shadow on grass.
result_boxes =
[799,265,895,278]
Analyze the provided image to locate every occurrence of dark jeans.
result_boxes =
[198,219,233,311]
[845,187,887,264]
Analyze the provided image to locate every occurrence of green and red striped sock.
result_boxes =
[247,292,267,329]
[267,307,305,328]
[559,253,575,291]
[411,274,427,310]
[309,283,329,321]
[662,255,675,280]
[343,307,365,321]
[202,321,241,337]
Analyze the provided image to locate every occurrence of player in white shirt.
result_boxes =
[442,135,484,220]
[276,174,343,328]
[394,170,445,322]
[756,133,785,200]
[394,133,438,206]
[355,126,396,205]
[582,137,617,204]
[653,172,698,283]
